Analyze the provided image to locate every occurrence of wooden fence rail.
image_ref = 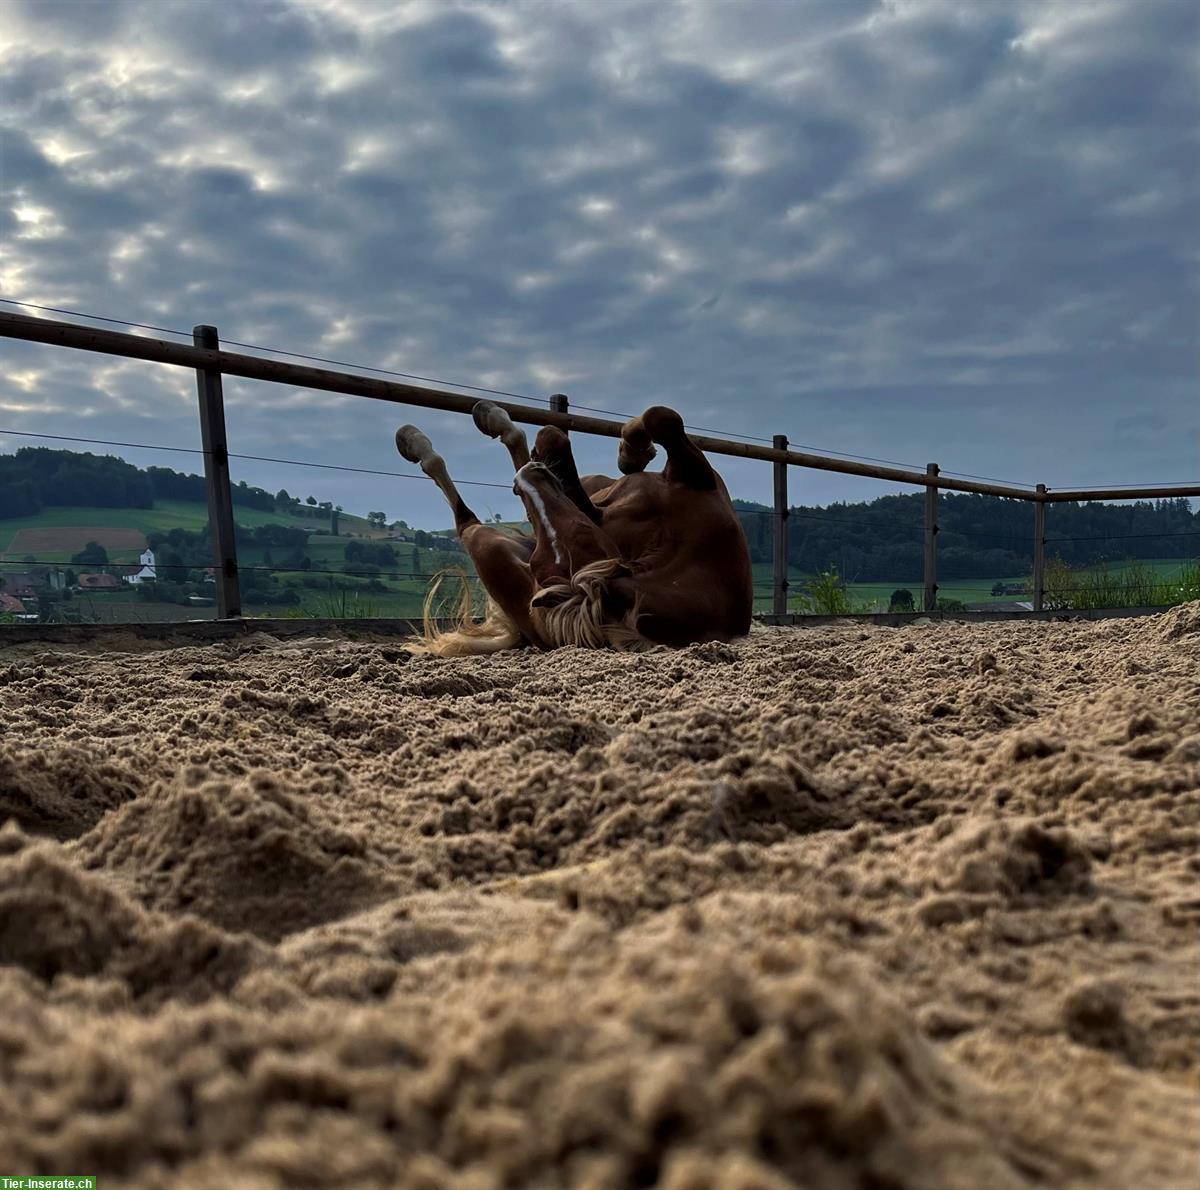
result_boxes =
[3,308,1198,620]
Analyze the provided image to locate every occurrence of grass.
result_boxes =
[1,499,409,577]
[1048,558,1200,610]
[0,500,342,563]
[752,558,1200,615]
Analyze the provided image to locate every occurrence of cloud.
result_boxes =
[0,0,1195,525]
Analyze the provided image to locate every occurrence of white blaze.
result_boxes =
[514,468,563,567]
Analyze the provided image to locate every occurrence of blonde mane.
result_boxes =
[414,560,647,656]
[529,558,649,651]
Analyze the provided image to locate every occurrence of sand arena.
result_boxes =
[0,606,1197,1188]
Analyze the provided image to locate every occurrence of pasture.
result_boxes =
[1,607,1196,1186]
[7,524,148,556]
[0,500,376,563]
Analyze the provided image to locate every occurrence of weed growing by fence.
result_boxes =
[792,569,861,615]
[1033,556,1200,611]
[1070,559,1200,609]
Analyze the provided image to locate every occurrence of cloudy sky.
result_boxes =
[1,0,1196,527]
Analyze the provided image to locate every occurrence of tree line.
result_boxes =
[735,492,1198,581]
[3,447,1194,584]
[0,448,312,518]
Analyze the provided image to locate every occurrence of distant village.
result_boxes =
[0,549,196,620]
[0,519,468,622]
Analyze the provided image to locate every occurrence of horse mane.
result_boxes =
[413,560,649,655]
[530,558,649,651]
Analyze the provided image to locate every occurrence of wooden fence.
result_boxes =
[3,308,1198,621]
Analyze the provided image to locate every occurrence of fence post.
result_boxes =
[1033,483,1046,612]
[193,325,241,618]
[773,435,789,616]
[923,463,939,613]
[549,392,569,417]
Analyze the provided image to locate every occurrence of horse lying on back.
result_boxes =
[395,403,753,654]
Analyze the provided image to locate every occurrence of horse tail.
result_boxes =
[414,569,522,656]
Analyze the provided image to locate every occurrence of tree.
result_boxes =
[414,530,431,549]
[71,541,109,567]
[307,496,317,506]
[889,588,915,612]
[367,511,387,529]
[991,582,1005,597]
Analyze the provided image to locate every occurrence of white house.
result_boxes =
[124,548,157,585]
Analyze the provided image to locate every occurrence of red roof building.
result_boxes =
[77,573,123,590]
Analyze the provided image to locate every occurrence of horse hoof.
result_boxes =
[395,425,433,465]
[473,400,512,438]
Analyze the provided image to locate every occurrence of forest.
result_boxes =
[0,447,282,516]
[735,491,1197,581]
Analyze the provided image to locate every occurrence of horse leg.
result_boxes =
[396,424,539,642]
[395,425,482,535]
[471,401,530,470]
[625,405,717,491]
[617,415,657,475]
[511,462,622,593]
[531,425,603,524]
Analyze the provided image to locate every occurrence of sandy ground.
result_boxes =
[0,607,1197,1188]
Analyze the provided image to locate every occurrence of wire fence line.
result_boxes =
[4,422,1197,564]
[0,426,514,490]
[1,295,1052,488]
[3,297,1199,625]
[1046,530,1200,544]
[5,415,1198,550]
[8,425,1190,541]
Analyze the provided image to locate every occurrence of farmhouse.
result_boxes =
[1,573,39,601]
[123,548,158,585]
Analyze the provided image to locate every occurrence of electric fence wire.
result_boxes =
[4,425,1194,549]
[0,557,481,582]
[1046,530,1200,543]
[0,427,513,489]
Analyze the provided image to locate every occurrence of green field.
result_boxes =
[4,499,1195,623]
[0,499,457,622]
[752,563,1031,611]
[754,559,1199,614]
[0,500,382,564]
